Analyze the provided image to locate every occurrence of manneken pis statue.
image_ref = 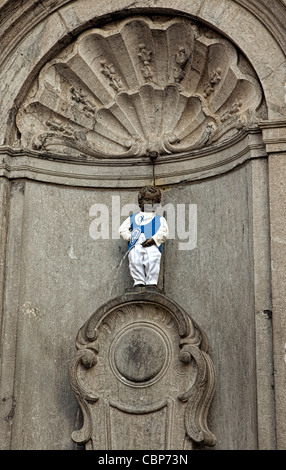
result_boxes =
[119,186,169,287]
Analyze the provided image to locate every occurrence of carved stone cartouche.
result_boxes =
[69,288,216,450]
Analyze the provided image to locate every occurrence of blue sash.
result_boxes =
[128,213,162,252]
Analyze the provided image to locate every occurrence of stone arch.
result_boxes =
[15,17,264,152]
[1,3,283,187]
[0,0,285,149]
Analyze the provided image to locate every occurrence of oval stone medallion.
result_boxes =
[113,325,168,383]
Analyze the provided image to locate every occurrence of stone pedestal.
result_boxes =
[69,288,216,450]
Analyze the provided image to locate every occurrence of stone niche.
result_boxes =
[69,288,216,450]
[2,12,270,451]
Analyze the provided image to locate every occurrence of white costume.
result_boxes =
[119,211,168,286]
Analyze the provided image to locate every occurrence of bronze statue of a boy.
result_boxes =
[119,186,168,286]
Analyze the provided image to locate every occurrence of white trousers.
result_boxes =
[128,241,161,286]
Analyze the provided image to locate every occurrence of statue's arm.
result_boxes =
[119,217,132,241]
[141,217,169,247]
[152,217,169,246]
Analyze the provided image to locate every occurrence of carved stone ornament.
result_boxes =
[16,16,264,161]
[69,288,216,450]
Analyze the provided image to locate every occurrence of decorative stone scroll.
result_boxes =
[69,288,216,450]
[16,15,264,162]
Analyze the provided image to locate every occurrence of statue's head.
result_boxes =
[138,186,161,212]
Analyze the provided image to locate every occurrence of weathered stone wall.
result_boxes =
[0,162,273,450]
[0,0,285,450]
[164,159,273,449]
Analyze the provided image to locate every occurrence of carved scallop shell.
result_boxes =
[17,16,264,160]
